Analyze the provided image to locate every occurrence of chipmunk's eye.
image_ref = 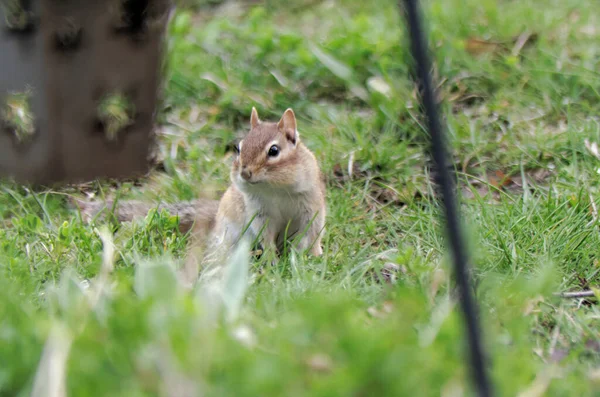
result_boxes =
[267,145,280,157]
[233,141,241,155]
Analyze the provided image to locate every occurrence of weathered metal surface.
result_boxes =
[0,0,172,185]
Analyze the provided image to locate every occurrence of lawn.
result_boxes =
[2,0,600,395]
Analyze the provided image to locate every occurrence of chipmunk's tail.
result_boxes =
[70,197,219,234]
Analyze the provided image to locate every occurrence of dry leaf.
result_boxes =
[465,37,505,56]
[489,170,510,188]
[231,324,257,348]
[511,31,539,57]
[585,139,600,160]
[306,353,333,373]
[465,32,538,58]
[462,168,552,201]
[367,76,392,97]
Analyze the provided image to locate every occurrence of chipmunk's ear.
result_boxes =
[250,107,260,129]
[277,108,298,145]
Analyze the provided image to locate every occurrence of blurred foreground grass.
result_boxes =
[2,0,600,395]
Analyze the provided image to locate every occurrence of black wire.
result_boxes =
[398,1,493,396]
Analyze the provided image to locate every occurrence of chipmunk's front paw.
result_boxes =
[296,235,323,257]
[310,244,323,257]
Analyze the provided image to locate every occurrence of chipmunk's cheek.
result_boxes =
[256,170,272,184]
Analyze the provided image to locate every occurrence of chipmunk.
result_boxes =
[76,107,326,262]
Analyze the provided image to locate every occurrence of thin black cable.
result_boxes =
[398,1,493,396]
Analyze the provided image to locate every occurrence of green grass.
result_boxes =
[2,0,600,395]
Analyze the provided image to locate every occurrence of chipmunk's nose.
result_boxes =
[241,167,252,181]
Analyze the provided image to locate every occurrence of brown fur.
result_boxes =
[217,108,326,256]
[75,107,327,281]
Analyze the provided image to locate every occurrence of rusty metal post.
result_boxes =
[0,0,173,185]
